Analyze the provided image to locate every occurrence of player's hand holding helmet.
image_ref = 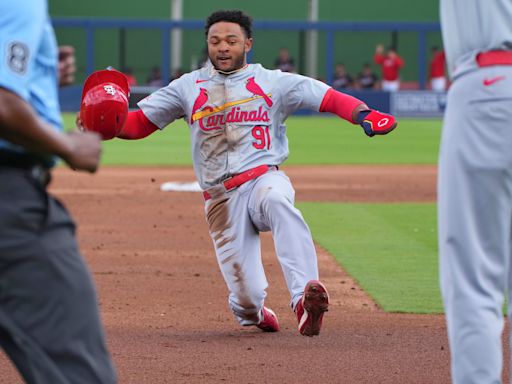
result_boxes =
[79,68,130,140]
[356,110,397,137]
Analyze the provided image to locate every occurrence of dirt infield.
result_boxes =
[0,165,456,383]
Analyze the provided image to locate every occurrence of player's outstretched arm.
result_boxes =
[319,88,397,137]
[116,110,159,139]
[0,87,101,172]
[76,109,158,140]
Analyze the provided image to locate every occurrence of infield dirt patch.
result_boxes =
[0,165,462,383]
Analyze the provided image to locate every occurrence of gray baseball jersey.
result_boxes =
[440,0,512,79]
[439,1,512,383]
[138,63,330,189]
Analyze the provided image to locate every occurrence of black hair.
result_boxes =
[205,10,253,38]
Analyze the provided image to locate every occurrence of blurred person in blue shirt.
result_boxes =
[0,1,116,382]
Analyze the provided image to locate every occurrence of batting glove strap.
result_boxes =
[356,110,397,137]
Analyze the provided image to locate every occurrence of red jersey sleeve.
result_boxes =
[319,88,365,123]
[117,110,158,140]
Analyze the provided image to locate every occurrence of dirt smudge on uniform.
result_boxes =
[226,124,244,151]
[206,196,236,252]
[220,253,236,265]
[217,237,232,249]
[233,262,259,322]
[198,83,228,185]
[206,197,230,235]
[200,133,228,184]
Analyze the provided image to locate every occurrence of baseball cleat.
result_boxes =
[256,306,280,332]
[295,280,330,336]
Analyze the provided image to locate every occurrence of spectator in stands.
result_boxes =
[58,45,76,86]
[123,67,137,87]
[146,66,163,87]
[274,47,295,73]
[429,46,446,91]
[356,62,379,90]
[373,44,404,92]
[332,62,354,90]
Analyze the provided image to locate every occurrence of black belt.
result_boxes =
[0,150,52,186]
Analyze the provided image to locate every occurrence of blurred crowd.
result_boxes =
[327,44,446,92]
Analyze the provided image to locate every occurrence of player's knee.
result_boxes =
[260,188,292,211]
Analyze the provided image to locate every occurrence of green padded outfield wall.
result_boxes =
[50,0,441,84]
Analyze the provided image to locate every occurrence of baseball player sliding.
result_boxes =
[79,10,397,336]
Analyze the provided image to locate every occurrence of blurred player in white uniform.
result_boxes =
[83,10,397,336]
[439,0,512,382]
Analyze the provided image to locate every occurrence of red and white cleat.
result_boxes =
[256,306,280,332]
[295,280,330,336]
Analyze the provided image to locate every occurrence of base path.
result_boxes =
[0,165,465,383]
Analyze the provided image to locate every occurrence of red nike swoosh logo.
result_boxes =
[195,79,209,84]
[483,76,506,86]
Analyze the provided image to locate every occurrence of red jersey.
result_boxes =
[374,53,404,81]
[430,51,446,78]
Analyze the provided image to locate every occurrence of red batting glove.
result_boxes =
[356,110,397,137]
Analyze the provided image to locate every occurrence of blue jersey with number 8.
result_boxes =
[0,0,62,153]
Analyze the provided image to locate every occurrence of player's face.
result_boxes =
[207,22,252,72]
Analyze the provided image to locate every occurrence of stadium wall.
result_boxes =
[49,0,441,84]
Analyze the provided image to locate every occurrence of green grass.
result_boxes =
[63,113,441,165]
[287,116,441,164]
[298,202,442,313]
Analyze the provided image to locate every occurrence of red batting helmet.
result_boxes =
[80,68,130,140]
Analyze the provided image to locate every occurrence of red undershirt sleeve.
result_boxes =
[319,88,365,123]
[117,110,159,140]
